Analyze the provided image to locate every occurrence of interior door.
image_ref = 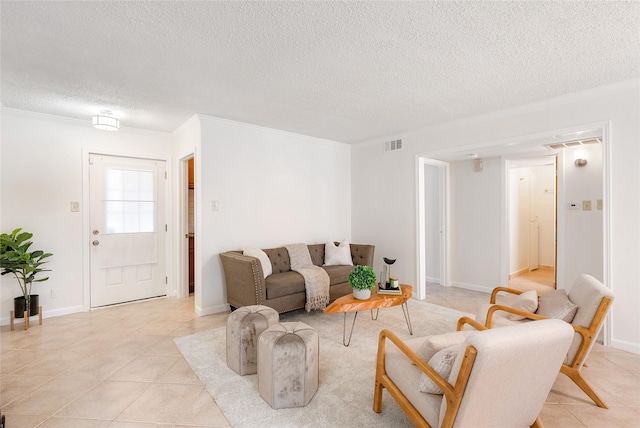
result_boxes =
[89,154,167,307]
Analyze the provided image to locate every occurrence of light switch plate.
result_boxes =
[597,199,603,210]
[70,201,80,212]
[582,200,592,211]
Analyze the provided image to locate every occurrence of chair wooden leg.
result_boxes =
[23,311,28,330]
[10,311,15,331]
[560,365,609,409]
[38,306,43,325]
[531,416,545,428]
[373,378,384,413]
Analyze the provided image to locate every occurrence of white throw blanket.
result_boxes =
[284,243,330,312]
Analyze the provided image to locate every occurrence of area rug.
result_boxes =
[174,301,472,428]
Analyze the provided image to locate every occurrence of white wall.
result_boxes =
[352,79,640,354]
[449,157,502,290]
[561,144,603,287]
[0,109,173,323]
[196,115,351,315]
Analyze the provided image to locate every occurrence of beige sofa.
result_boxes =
[219,243,375,313]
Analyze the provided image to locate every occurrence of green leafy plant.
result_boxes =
[348,265,377,290]
[0,228,53,299]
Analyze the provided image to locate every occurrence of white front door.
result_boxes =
[89,154,167,307]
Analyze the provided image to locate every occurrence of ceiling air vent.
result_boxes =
[545,138,601,150]
[384,139,404,152]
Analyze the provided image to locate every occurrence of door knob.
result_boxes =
[92,240,100,246]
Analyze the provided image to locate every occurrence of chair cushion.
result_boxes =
[385,337,443,427]
[536,289,578,322]
[323,240,353,266]
[419,344,463,394]
[507,290,538,320]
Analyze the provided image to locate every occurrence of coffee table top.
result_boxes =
[323,284,412,314]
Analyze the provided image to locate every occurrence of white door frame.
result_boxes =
[82,149,172,311]
[416,157,450,299]
[415,121,612,346]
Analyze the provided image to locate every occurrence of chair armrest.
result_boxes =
[485,304,547,328]
[457,316,487,332]
[377,329,455,397]
[490,286,523,304]
[219,251,267,308]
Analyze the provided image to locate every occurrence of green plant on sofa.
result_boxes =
[348,265,377,290]
[0,228,53,299]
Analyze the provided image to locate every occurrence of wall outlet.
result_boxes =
[582,200,592,211]
[211,200,219,212]
[51,288,60,299]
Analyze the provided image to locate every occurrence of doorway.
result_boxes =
[417,158,449,298]
[507,158,557,291]
[187,158,195,294]
[89,154,167,307]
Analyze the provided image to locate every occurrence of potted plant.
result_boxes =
[0,228,53,318]
[348,265,377,300]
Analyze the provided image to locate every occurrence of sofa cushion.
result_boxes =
[322,265,354,286]
[263,247,291,274]
[265,271,305,299]
[324,240,353,266]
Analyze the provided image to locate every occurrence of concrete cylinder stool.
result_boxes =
[258,322,319,409]
[226,305,279,375]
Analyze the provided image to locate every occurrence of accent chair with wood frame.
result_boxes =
[373,318,574,428]
[475,274,614,409]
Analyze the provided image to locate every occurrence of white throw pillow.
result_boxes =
[323,240,353,266]
[418,344,463,395]
[417,330,471,363]
[243,248,272,278]
[507,289,538,320]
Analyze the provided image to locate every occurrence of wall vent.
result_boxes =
[545,138,601,150]
[384,139,404,152]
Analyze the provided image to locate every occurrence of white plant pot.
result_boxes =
[352,288,371,300]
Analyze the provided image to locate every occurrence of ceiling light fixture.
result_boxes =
[92,110,120,131]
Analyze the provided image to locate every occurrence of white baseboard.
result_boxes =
[196,303,230,317]
[450,281,493,294]
[611,338,640,355]
[0,305,84,327]
[426,276,441,284]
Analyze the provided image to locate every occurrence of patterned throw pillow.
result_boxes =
[418,344,464,395]
[537,289,579,323]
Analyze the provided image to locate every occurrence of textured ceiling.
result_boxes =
[1,1,639,143]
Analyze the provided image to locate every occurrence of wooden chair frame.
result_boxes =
[485,287,613,409]
[373,318,547,428]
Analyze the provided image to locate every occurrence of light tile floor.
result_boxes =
[1,297,231,428]
[1,280,639,428]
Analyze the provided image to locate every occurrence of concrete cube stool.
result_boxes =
[258,322,319,409]
[226,305,279,375]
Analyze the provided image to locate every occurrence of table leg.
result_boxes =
[401,302,413,335]
[370,309,380,320]
[342,311,358,347]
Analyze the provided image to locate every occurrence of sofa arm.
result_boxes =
[219,251,267,309]
[350,244,375,267]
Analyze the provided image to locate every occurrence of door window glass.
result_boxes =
[105,168,156,233]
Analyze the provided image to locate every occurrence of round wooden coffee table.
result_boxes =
[323,284,413,346]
